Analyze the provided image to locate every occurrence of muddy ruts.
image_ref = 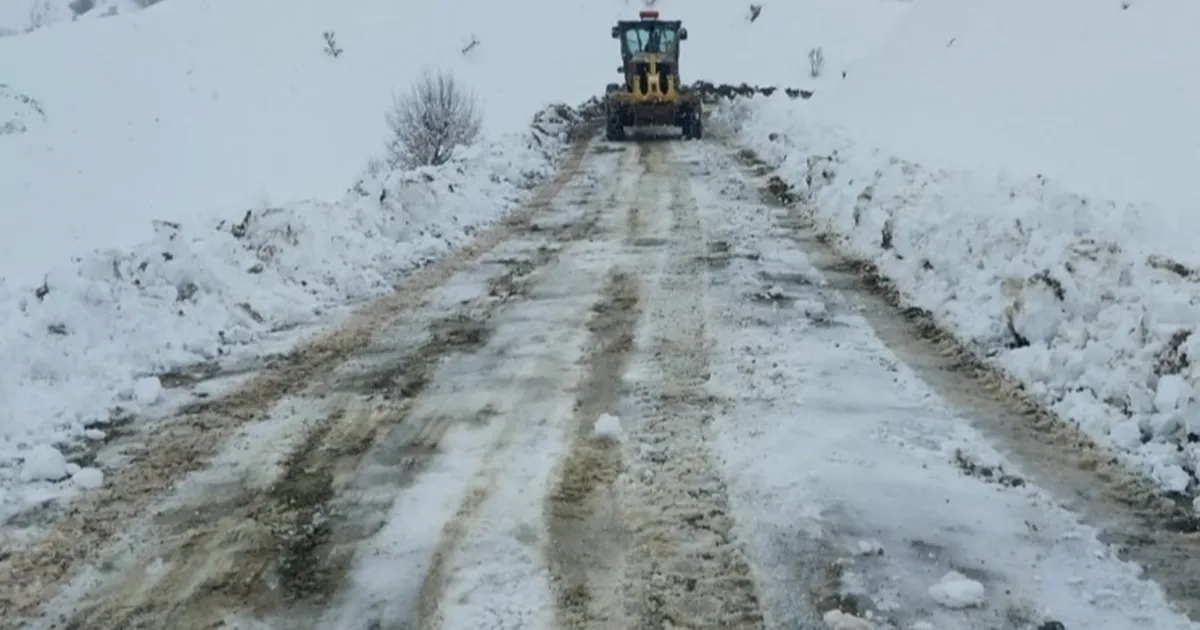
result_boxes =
[545,270,643,628]
[618,143,766,629]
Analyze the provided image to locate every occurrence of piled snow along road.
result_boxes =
[718,98,1200,502]
[0,100,598,523]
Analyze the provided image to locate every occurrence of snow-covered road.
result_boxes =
[3,125,1198,630]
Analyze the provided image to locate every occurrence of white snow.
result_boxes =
[20,444,69,482]
[824,609,875,630]
[70,467,104,490]
[131,376,163,406]
[0,0,604,525]
[717,0,1200,495]
[591,412,624,442]
[812,0,1200,213]
[927,571,985,610]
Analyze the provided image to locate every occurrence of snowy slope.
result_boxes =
[0,0,630,285]
[662,0,910,88]
[719,0,1200,498]
[1,0,135,33]
[811,0,1200,217]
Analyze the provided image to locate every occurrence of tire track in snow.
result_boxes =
[544,269,642,629]
[59,309,499,630]
[618,142,766,629]
[409,156,633,630]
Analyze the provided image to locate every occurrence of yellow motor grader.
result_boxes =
[604,10,702,141]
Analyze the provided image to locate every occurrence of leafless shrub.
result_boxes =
[461,33,480,55]
[385,70,482,169]
[364,156,387,179]
[26,0,51,33]
[748,4,763,22]
[322,31,343,57]
[809,47,825,78]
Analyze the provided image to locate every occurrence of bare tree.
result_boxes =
[808,47,825,78]
[461,33,480,55]
[26,0,51,32]
[322,31,343,57]
[385,70,482,169]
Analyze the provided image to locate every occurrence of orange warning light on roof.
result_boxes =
[639,9,659,19]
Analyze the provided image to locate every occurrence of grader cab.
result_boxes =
[604,10,702,141]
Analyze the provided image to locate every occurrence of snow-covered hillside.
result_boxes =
[0,0,629,284]
[720,0,1200,498]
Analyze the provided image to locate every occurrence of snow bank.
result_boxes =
[0,101,592,524]
[720,97,1200,497]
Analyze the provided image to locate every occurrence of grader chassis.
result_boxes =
[604,10,702,141]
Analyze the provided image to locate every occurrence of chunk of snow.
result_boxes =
[854,539,883,555]
[1107,420,1143,450]
[20,444,69,482]
[1154,375,1191,413]
[909,623,936,630]
[71,467,105,490]
[1008,282,1066,346]
[823,609,874,630]
[592,413,624,442]
[133,376,164,405]
[928,571,985,609]
[1151,463,1191,494]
